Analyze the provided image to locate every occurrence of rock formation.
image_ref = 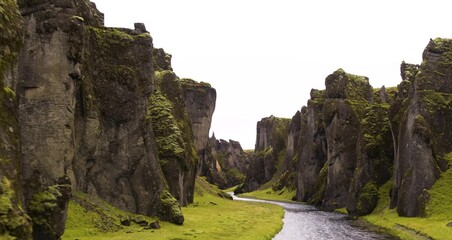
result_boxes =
[235,116,290,193]
[390,39,452,217]
[291,70,395,214]
[0,0,217,238]
[296,89,327,203]
[150,48,217,205]
[0,0,33,239]
[198,135,250,189]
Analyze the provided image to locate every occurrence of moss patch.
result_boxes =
[0,0,23,79]
[159,190,184,225]
[0,177,32,239]
[364,155,452,240]
[148,91,186,162]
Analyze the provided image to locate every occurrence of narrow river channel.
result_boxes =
[231,194,397,240]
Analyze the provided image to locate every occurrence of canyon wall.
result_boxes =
[0,0,217,238]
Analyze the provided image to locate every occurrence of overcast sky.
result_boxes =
[91,0,452,149]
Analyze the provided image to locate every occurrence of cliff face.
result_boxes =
[198,135,249,189]
[235,116,290,193]
[390,39,452,217]
[288,69,394,215]
[0,0,33,239]
[150,49,217,205]
[2,0,218,238]
[296,90,327,203]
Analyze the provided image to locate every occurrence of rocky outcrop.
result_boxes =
[149,70,200,207]
[151,48,217,204]
[0,0,33,239]
[9,0,215,237]
[296,90,327,203]
[390,39,452,217]
[182,78,216,153]
[288,69,394,215]
[198,135,249,189]
[235,116,290,193]
[270,111,301,193]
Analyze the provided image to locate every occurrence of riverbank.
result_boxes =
[363,156,452,240]
[63,177,284,240]
[239,164,452,240]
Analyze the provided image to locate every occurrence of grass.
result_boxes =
[63,177,284,240]
[239,187,296,203]
[223,185,238,192]
[363,152,452,239]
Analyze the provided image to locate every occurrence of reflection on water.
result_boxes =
[231,194,397,240]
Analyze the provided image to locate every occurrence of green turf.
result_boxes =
[363,152,452,239]
[62,177,284,240]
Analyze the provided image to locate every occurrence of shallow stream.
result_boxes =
[231,194,397,240]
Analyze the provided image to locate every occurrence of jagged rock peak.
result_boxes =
[325,68,373,101]
[153,48,173,71]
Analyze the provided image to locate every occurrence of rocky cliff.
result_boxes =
[390,39,452,217]
[198,135,250,189]
[16,0,186,237]
[292,39,451,217]
[290,70,395,214]
[0,0,33,239]
[235,116,290,193]
[0,0,216,239]
[149,48,216,206]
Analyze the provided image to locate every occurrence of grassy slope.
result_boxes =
[240,187,296,203]
[63,177,284,240]
[364,152,452,240]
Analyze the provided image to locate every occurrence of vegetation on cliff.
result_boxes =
[364,152,452,240]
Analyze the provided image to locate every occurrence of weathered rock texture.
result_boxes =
[296,90,327,203]
[288,69,394,215]
[198,135,250,189]
[8,0,221,237]
[151,49,217,203]
[0,0,33,239]
[235,116,290,193]
[149,70,210,207]
[390,39,452,217]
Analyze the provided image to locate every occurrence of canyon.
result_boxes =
[0,0,451,239]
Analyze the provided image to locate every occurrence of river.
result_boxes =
[231,194,397,240]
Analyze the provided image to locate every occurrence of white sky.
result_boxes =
[90,0,452,149]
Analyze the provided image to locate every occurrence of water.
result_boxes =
[231,194,396,240]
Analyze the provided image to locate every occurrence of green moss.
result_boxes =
[256,146,272,158]
[361,103,392,164]
[0,0,23,80]
[308,161,329,205]
[28,183,71,239]
[159,190,184,225]
[226,168,246,184]
[356,181,378,213]
[419,90,452,113]
[364,154,452,239]
[148,91,186,161]
[151,70,198,169]
[345,72,371,101]
[0,177,32,239]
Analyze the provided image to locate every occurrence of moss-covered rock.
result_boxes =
[0,177,32,240]
[0,0,23,80]
[158,190,184,225]
[149,70,198,207]
[355,181,379,215]
[28,178,71,240]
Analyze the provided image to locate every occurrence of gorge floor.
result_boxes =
[232,194,398,240]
